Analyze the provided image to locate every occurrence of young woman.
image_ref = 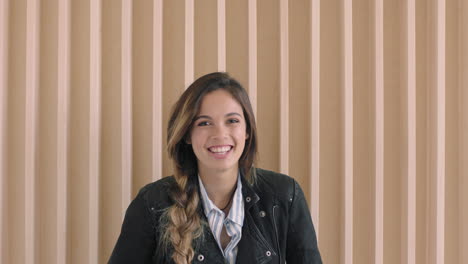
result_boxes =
[109,72,322,264]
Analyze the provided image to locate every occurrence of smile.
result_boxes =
[207,145,233,159]
[208,145,233,153]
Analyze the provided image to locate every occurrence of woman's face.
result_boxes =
[189,89,248,175]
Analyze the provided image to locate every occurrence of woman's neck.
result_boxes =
[198,166,238,209]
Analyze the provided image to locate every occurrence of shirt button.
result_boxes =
[197,254,204,261]
[246,196,252,202]
[266,251,272,257]
[259,211,266,217]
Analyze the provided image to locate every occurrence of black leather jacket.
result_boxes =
[109,168,322,263]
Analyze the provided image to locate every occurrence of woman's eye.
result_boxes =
[197,121,210,126]
[228,119,240,124]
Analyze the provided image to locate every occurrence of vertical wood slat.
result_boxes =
[248,0,257,116]
[343,0,353,263]
[217,0,226,71]
[89,0,101,263]
[435,0,446,263]
[56,0,70,263]
[25,0,39,263]
[310,0,320,236]
[279,0,289,174]
[460,2,468,262]
[153,0,163,182]
[185,0,194,87]
[374,0,384,263]
[406,0,417,263]
[0,1,7,263]
[121,0,132,215]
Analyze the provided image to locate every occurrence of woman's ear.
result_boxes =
[245,133,249,140]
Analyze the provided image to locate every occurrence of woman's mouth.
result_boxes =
[207,145,233,159]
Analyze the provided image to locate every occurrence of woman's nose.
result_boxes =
[211,124,228,138]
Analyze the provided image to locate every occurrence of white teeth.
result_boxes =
[209,146,232,153]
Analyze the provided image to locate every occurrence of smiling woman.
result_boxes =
[108,72,322,264]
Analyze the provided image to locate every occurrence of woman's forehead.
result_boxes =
[197,90,244,116]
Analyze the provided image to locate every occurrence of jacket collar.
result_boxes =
[239,171,260,210]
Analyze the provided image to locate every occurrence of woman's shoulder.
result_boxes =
[253,168,299,201]
[136,176,177,209]
[254,167,294,183]
[141,175,176,189]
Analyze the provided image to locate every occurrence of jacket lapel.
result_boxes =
[236,176,277,264]
[235,212,277,264]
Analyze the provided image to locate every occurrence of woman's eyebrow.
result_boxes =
[225,112,242,118]
[194,115,212,121]
[194,112,242,121]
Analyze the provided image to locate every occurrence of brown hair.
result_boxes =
[163,72,258,263]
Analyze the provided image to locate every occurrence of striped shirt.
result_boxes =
[198,174,244,264]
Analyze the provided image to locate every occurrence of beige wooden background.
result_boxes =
[0,0,467,263]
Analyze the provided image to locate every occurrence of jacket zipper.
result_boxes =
[272,205,282,264]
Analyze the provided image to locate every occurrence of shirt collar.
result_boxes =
[198,173,244,225]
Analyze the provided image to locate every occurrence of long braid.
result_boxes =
[164,170,203,264]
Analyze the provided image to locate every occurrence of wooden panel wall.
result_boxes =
[0,0,466,263]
